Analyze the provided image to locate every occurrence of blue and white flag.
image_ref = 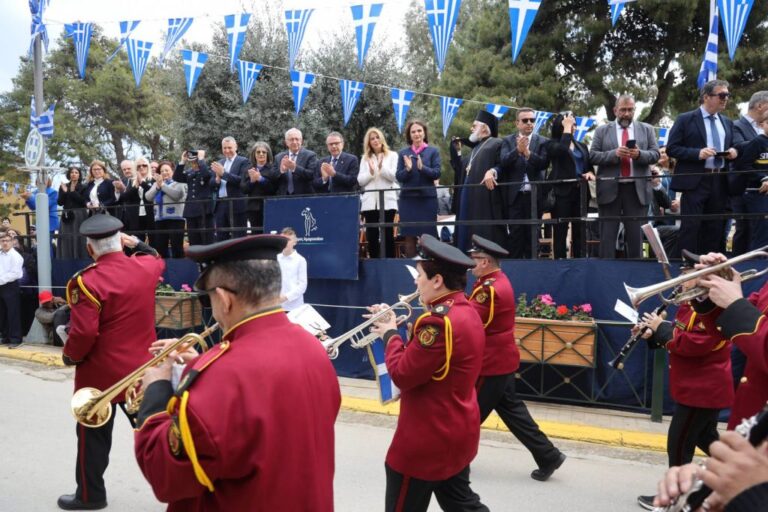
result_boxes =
[0,182,7,194]
[351,3,383,69]
[181,49,208,97]
[508,0,541,62]
[224,13,251,73]
[160,18,194,64]
[64,22,93,79]
[697,2,719,89]
[391,88,415,134]
[486,103,510,119]
[28,0,50,56]
[717,0,754,61]
[290,70,315,115]
[106,20,141,62]
[126,39,153,87]
[30,99,55,138]
[424,0,462,72]
[366,340,400,404]
[340,79,365,126]
[573,116,595,142]
[13,184,20,194]
[658,127,670,147]
[533,110,552,134]
[441,96,463,137]
[285,9,314,70]
[238,60,263,104]
[608,0,636,26]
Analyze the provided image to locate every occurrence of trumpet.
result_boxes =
[624,247,768,309]
[71,323,219,428]
[321,291,420,359]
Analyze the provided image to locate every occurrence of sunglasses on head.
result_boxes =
[518,118,535,124]
[710,92,731,100]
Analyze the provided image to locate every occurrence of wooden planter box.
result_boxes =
[155,293,203,329]
[515,317,597,368]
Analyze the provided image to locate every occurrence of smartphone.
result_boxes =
[625,139,637,149]
[715,151,730,157]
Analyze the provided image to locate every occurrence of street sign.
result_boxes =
[24,127,45,168]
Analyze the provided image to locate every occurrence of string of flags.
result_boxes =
[0,181,35,196]
[30,99,55,138]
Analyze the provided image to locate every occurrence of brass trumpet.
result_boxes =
[71,323,219,428]
[321,291,420,359]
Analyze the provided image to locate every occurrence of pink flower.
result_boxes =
[158,276,165,283]
[580,304,592,314]
[180,284,192,292]
[539,294,555,306]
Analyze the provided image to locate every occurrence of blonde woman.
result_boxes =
[82,160,116,215]
[358,128,399,258]
[134,157,156,245]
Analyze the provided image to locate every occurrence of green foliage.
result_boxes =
[516,293,593,321]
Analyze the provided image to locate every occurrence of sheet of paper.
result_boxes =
[614,299,639,324]
[287,304,331,336]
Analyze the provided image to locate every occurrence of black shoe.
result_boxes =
[531,452,567,481]
[637,495,655,510]
[7,342,23,350]
[57,494,107,510]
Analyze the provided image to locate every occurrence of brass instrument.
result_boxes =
[71,323,219,428]
[321,291,420,359]
[624,247,768,309]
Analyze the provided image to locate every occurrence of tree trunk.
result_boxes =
[109,131,125,175]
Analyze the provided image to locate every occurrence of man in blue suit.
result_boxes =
[210,136,249,241]
[267,128,319,196]
[313,131,359,193]
[667,80,738,256]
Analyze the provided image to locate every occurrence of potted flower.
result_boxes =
[155,278,202,329]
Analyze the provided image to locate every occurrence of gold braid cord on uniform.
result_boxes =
[179,391,214,492]
[431,317,453,381]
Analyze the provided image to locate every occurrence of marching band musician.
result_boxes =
[133,235,340,511]
[466,235,567,482]
[369,234,489,512]
[58,215,164,511]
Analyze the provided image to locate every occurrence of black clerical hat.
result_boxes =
[475,110,499,138]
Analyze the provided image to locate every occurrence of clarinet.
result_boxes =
[609,302,669,370]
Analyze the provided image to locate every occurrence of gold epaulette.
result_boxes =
[66,263,100,309]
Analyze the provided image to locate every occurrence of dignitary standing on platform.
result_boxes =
[370,234,488,512]
[358,127,399,259]
[240,142,275,234]
[57,166,88,259]
[314,131,359,193]
[590,95,660,259]
[174,149,213,245]
[210,136,248,241]
[454,110,504,252]
[134,235,340,512]
[269,128,319,196]
[467,235,566,481]
[114,159,140,234]
[58,215,164,511]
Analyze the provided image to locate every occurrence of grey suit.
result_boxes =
[590,121,660,258]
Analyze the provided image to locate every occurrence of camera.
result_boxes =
[186,149,199,161]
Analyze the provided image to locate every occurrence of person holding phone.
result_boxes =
[590,95,660,259]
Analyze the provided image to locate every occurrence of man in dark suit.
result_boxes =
[210,136,249,241]
[499,108,550,258]
[267,128,318,196]
[114,160,140,234]
[174,149,213,245]
[313,131,359,193]
[590,95,660,259]
[667,79,738,256]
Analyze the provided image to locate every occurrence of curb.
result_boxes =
[0,346,65,367]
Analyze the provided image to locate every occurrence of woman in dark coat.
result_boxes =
[240,141,276,234]
[396,120,441,257]
[57,166,88,259]
[81,160,116,216]
[545,114,595,259]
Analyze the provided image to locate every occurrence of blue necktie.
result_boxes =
[329,157,338,192]
[708,115,724,169]
[287,154,295,194]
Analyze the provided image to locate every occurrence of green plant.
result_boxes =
[516,293,593,321]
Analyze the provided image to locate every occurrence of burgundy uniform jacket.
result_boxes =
[468,270,520,376]
[383,291,485,480]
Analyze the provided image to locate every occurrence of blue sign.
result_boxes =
[264,195,360,280]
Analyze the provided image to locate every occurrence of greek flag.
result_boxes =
[1,182,7,195]
[697,2,719,90]
[225,13,251,73]
[440,96,463,137]
[13,184,20,194]
[181,49,207,97]
[366,340,400,404]
[391,88,415,134]
[285,9,314,70]
[340,79,365,126]
[425,0,462,72]
[107,21,141,62]
[160,18,194,64]
[64,22,93,79]
[28,0,50,56]
[486,103,510,119]
[290,70,315,115]
[508,0,541,62]
[351,3,383,69]
[608,0,636,26]
[717,0,754,61]
[238,60,263,104]
[573,116,595,142]
[30,99,55,138]
[658,127,670,147]
[533,110,552,134]
[126,39,153,87]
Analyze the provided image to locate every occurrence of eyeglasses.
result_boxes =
[710,92,731,100]
[254,150,268,155]
[137,164,148,168]
[197,286,239,308]
[518,118,535,124]
[327,141,342,146]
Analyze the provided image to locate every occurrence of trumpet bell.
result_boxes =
[71,387,113,428]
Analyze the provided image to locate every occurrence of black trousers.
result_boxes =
[246,209,264,235]
[186,215,213,246]
[137,213,155,246]
[667,403,720,467]
[476,373,561,469]
[385,464,488,512]
[151,219,186,258]
[552,189,584,259]
[75,402,136,503]
[213,204,246,241]
[0,280,21,343]
[362,209,397,258]
[677,174,727,256]
[507,191,533,259]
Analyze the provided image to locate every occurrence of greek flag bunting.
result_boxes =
[14,184,20,194]
[238,60,263,104]
[106,21,141,62]
[697,2,719,90]
[424,0,462,72]
[64,22,93,79]
[285,9,314,70]
[181,49,208,97]
[340,80,365,126]
[28,0,50,56]
[0,182,7,194]
[533,110,552,134]
[224,13,251,73]
[486,103,510,119]
[608,0,636,26]
[391,88,415,134]
[366,340,400,404]
[573,116,595,142]
[30,99,55,138]
[160,18,194,64]
[126,39,153,87]
[440,96,463,137]
[508,0,541,62]
[351,3,383,69]
[290,70,315,115]
[658,127,670,147]
[717,0,754,61]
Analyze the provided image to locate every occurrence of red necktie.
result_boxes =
[620,128,631,178]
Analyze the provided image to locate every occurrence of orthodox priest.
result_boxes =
[455,110,505,251]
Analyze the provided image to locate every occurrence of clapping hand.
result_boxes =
[248,168,262,183]
[403,155,413,171]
